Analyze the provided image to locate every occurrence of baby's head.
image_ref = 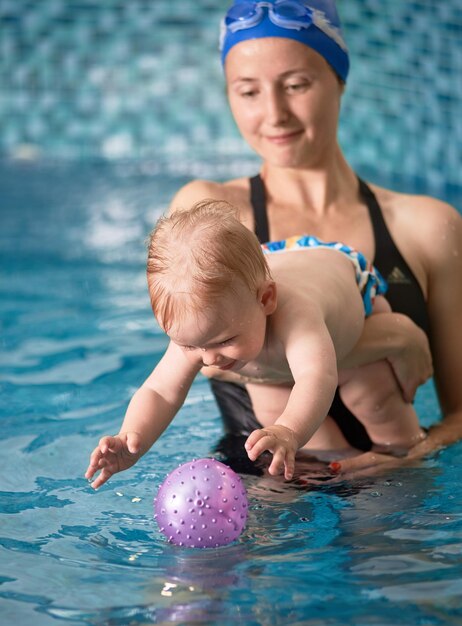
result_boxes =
[147,199,273,335]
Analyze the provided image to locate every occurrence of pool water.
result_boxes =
[1,159,462,625]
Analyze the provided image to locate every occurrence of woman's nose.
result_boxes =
[265,89,290,125]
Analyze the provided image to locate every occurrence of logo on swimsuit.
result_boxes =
[386,266,412,285]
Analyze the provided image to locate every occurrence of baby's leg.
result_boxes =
[246,383,355,456]
[338,361,426,454]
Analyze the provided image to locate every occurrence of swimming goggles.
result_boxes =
[222,1,347,51]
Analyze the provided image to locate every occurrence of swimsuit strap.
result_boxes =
[358,177,430,335]
[357,177,394,263]
[357,177,421,285]
[250,174,270,243]
[250,173,395,250]
[249,175,428,333]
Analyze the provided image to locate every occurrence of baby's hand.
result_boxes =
[85,432,142,489]
[245,425,298,480]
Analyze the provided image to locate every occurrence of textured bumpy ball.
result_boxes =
[154,458,248,548]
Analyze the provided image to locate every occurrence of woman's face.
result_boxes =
[225,38,344,169]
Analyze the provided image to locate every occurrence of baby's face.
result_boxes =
[168,285,271,373]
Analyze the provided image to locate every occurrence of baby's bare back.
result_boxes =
[204,248,366,386]
[269,247,365,359]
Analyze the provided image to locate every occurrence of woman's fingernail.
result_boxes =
[329,461,341,473]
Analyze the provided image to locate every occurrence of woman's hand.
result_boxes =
[328,451,412,478]
[385,315,433,402]
[327,431,434,478]
[340,313,433,403]
[85,432,143,489]
[245,425,299,480]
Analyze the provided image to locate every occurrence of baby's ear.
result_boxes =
[258,280,277,315]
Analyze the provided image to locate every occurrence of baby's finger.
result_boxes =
[245,429,266,451]
[126,431,141,455]
[268,448,286,477]
[90,467,113,490]
[84,464,96,480]
[246,434,275,461]
[99,435,117,454]
[284,451,296,481]
[85,447,103,479]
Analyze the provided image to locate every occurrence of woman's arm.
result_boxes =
[332,200,462,474]
[417,202,462,452]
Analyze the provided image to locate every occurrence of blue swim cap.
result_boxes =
[220,0,349,82]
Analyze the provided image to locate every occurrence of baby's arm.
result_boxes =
[85,341,200,489]
[245,312,339,479]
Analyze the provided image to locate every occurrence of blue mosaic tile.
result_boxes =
[0,0,460,189]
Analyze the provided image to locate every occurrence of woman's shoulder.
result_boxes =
[370,183,462,285]
[370,183,460,238]
[169,176,253,212]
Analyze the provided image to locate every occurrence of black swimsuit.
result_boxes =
[211,175,430,450]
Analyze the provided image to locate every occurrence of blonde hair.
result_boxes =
[147,199,271,331]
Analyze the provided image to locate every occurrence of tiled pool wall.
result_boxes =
[0,0,460,189]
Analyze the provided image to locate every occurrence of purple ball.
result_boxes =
[154,458,248,548]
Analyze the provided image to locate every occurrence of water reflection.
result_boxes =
[145,545,251,624]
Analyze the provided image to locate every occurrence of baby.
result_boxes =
[85,200,426,487]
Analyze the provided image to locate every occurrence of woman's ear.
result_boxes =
[258,280,277,315]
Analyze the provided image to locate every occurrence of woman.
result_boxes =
[169,0,462,472]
